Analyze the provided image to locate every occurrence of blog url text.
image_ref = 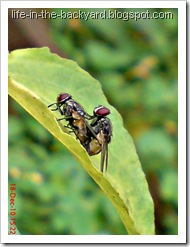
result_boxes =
[11,9,174,21]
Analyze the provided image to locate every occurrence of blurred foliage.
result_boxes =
[8,8,178,235]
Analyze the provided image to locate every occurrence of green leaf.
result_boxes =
[8,47,155,235]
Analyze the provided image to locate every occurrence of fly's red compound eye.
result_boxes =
[57,93,72,103]
[93,105,110,117]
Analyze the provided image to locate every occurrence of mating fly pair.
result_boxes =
[48,93,112,172]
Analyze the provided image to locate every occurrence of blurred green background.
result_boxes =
[8,8,178,235]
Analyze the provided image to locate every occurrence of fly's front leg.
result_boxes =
[57,104,64,115]
[57,116,73,121]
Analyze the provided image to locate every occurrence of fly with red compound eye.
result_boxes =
[85,105,112,173]
[48,93,98,145]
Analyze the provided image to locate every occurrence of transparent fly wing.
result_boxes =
[100,139,109,172]
[104,141,109,172]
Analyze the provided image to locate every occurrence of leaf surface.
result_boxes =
[8,47,155,234]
